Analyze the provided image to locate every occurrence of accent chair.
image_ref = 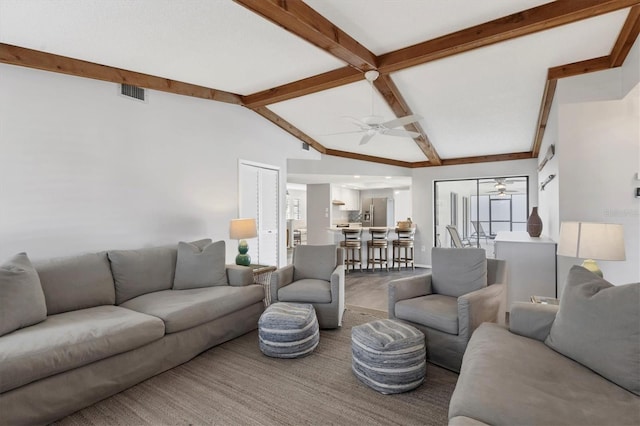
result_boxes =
[270,244,345,329]
[388,247,506,372]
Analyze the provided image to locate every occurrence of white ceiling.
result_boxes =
[0,1,633,164]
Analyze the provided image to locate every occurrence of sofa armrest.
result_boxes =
[388,274,432,318]
[509,302,559,342]
[270,264,294,303]
[225,265,254,287]
[458,283,504,339]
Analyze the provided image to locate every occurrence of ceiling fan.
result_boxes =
[331,70,423,145]
[486,178,524,195]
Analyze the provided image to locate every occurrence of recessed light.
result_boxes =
[385,176,392,179]
[354,175,360,178]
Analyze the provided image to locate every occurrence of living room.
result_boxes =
[1,1,639,425]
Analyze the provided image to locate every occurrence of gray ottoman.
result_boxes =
[259,302,319,358]
[351,319,426,394]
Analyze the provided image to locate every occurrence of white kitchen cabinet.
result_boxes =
[343,188,360,211]
[331,186,360,211]
[494,231,557,312]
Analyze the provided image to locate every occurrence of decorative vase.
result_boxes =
[527,207,543,237]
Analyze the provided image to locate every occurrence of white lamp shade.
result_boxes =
[557,222,625,261]
[229,218,257,240]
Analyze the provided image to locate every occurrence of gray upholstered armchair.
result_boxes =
[388,247,506,372]
[270,245,345,329]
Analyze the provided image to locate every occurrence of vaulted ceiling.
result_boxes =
[1,0,638,168]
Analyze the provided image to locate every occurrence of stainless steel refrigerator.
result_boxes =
[361,197,395,227]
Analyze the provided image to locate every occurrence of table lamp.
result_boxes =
[556,221,625,278]
[229,218,257,266]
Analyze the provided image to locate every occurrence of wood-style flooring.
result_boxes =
[345,266,430,314]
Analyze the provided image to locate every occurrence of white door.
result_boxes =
[239,162,279,266]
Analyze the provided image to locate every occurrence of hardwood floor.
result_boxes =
[345,266,430,314]
[286,247,430,315]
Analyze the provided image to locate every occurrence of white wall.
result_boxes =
[538,37,640,291]
[0,64,319,265]
[305,184,331,244]
[393,189,412,224]
[411,159,539,266]
[557,84,639,289]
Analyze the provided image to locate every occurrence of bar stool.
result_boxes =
[392,227,416,271]
[340,228,363,273]
[367,228,390,272]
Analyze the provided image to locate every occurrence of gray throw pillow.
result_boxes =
[545,266,640,396]
[431,248,487,298]
[173,240,227,289]
[0,253,48,336]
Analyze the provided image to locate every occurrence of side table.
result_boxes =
[250,264,277,306]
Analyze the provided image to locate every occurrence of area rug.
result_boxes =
[55,309,458,426]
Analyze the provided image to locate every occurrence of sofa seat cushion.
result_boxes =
[120,285,265,334]
[449,323,640,426]
[395,294,458,335]
[278,279,331,303]
[0,305,165,393]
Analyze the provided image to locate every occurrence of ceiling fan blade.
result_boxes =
[343,116,371,130]
[381,114,423,129]
[381,129,420,138]
[359,132,376,145]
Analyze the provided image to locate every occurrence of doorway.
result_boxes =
[434,176,529,253]
[239,161,280,266]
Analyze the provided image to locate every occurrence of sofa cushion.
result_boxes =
[35,252,116,315]
[173,240,227,290]
[0,305,165,393]
[395,294,459,335]
[545,266,640,396]
[120,285,265,334]
[431,248,487,298]
[449,323,640,425]
[293,245,337,281]
[0,253,47,337]
[108,246,178,304]
[278,279,332,303]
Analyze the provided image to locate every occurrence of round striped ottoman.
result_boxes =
[351,319,426,394]
[258,302,319,358]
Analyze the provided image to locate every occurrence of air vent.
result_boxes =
[302,142,309,151]
[120,84,145,101]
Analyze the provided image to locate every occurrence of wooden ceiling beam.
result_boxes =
[0,43,243,105]
[547,56,611,80]
[234,0,377,71]
[250,106,327,153]
[242,66,361,108]
[610,5,640,67]
[531,78,558,158]
[372,74,442,165]
[377,0,639,74]
[439,152,534,166]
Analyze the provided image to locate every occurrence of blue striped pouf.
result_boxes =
[259,302,319,358]
[351,319,426,394]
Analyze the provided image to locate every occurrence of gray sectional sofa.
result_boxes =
[0,239,265,425]
[448,266,640,425]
